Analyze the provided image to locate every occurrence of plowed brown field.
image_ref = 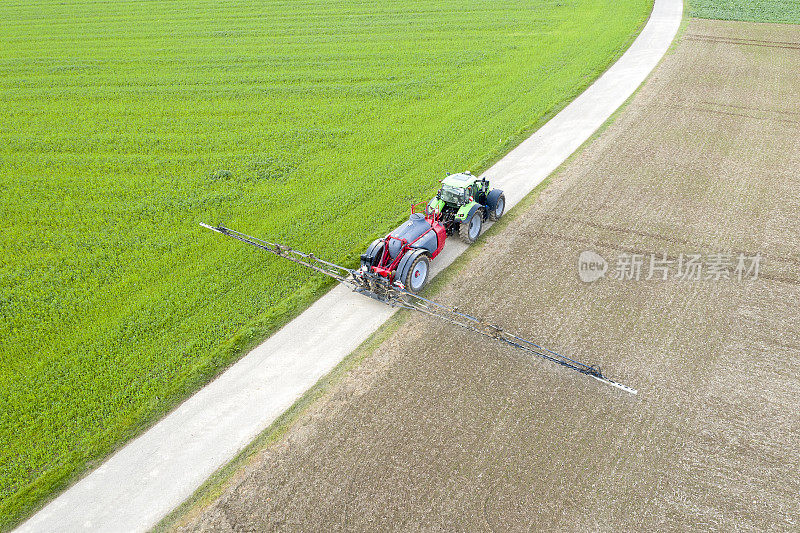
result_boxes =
[174,19,800,532]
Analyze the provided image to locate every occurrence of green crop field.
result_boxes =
[0,0,652,527]
[689,0,800,23]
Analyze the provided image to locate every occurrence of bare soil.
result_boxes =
[175,19,800,532]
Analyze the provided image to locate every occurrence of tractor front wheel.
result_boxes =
[404,253,430,292]
[459,210,483,244]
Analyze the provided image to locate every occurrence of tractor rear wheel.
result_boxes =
[403,253,430,292]
[459,210,483,244]
[489,193,505,221]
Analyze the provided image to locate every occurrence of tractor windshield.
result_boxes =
[440,184,467,205]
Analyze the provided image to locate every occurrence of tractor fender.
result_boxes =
[396,248,429,286]
[486,188,504,212]
[456,201,481,224]
[360,238,384,269]
[428,198,445,215]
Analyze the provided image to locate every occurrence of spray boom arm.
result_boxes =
[201,223,637,395]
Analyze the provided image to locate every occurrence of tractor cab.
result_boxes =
[435,172,488,208]
[428,172,503,244]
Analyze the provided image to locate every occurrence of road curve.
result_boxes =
[17,1,682,531]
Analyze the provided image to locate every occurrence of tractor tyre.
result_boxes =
[403,253,430,293]
[489,192,505,221]
[459,209,483,244]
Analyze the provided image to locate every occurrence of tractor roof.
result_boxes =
[441,172,479,188]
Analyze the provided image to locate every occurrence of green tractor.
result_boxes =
[427,172,505,244]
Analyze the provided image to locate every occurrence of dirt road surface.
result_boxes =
[176,19,800,531]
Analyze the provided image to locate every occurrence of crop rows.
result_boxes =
[690,0,800,23]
